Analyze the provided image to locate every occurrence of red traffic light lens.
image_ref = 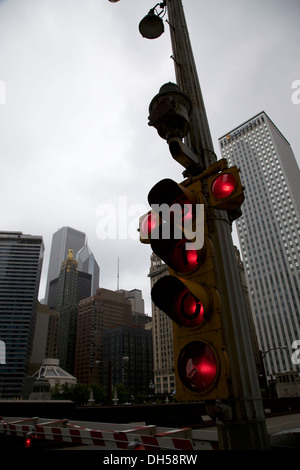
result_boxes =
[175,288,205,328]
[178,341,218,393]
[170,239,199,273]
[141,212,158,237]
[211,173,236,199]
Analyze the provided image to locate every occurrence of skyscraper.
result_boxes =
[56,249,91,374]
[76,243,100,296]
[148,253,175,396]
[44,226,86,303]
[218,112,300,376]
[102,325,153,397]
[45,227,99,303]
[0,231,44,398]
[75,288,133,385]
[117,288,151,329]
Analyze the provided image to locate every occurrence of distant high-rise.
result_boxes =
[0,231,44,398]
[45,227,86,303]
[218,112,300,376]
[122,289,145,315]
[56,249,91,374]
[30,302,59,374]
[148,254,175,396]
[76,243,100,296]
[117,288,151,329]
[102,325,153,397]
[75,288,133,385]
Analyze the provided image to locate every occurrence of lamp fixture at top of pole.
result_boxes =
[139,3,166,39]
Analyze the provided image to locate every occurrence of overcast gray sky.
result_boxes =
[0,0,299,315]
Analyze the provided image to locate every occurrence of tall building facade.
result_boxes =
[56,249,80,374]
[56,249,91,374]
[234,246,261,375]
[219,112,300,376]
[102,325,153,397]
[75,288,133,385]
[122,289,145,315]
[117,288,151,328]
[0,231,44,398]
[30,302,59,374]
[149,254,175,396]
[44,226,86,303]
[76,243,100,296]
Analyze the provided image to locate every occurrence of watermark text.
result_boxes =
[96,196,204,250]
[291,340,300,365]
[291,80,300,104]
[0,80,6,104]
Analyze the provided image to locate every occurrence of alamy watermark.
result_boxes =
[96,196,204,250]
[291,80,300,104]
[0,80,6,104]
[291,340,300,365]
[96,197,147,241]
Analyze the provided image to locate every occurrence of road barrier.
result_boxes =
[0,416,218,450]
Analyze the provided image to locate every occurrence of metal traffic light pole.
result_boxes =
[165,0,269,450]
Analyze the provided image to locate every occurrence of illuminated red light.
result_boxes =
[178,341,218,393]
[141,212,157,236]
[25,437,32,448]
[211,173,236,199]
[175,288,204,328]
[170,240,199,273]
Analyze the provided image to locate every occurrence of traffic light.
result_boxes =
[25,431,35,448]
[139,210,159,244]
[25,436,32,448]
[207,166,245,210]
[139,176,230,401]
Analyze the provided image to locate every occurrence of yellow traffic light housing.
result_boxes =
[141,175,230,402]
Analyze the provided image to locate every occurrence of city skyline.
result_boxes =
[0,0,299,317]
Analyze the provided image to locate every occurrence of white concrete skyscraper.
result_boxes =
[218,112,300,376]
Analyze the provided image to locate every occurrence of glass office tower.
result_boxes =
[45,227,100,302]
[0,231,44,398]
[76,243,100,297]
[44,226,86,304]
[219,112,300,376]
